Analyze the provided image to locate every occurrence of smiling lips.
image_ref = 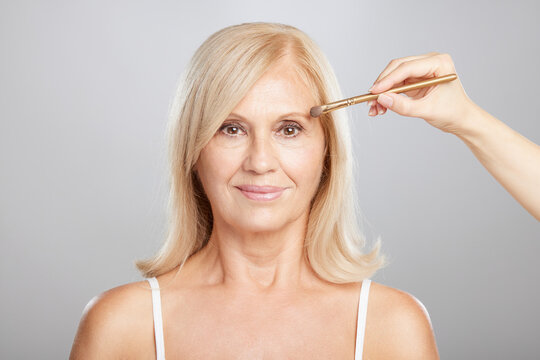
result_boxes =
[235,185,286,201]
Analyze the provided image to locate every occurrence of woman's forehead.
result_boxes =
[230,61,316,119]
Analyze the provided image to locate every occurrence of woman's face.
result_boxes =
[195,57,326,234]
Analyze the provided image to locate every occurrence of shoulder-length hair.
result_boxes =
[136,22,386,283]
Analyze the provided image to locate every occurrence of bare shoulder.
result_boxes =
[69,280,155,360]
[364,281,440,360]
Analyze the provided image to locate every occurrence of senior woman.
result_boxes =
[68,19,540,359]
[70,22,439,359]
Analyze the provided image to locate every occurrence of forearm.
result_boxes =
[455,101,540,221]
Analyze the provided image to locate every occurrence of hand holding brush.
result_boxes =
[313,51,540,221]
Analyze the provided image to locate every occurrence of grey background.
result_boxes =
[1,0,539,358]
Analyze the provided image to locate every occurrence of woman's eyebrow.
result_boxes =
[280,112,311,120]
[228,112,311,120]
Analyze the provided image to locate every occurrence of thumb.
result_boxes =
[376,92,420,117]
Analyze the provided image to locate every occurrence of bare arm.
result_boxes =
[455,101,540,221]
[368,52,540,222]
[69,294,119,360]
[366,283,440,360]
[69,283,154,359]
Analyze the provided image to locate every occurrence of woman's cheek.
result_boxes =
[280,140,325,180]
[199,142,242,189]
[214,146,243,177]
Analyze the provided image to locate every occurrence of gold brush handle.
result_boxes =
[311,73,458,117]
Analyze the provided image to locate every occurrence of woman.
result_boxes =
[70,22,538,359]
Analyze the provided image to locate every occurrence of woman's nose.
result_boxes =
[242,134,279,174]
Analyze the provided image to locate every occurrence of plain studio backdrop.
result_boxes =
[1,0,539,358]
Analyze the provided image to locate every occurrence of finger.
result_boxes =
[376,91,426,118]
[370,55,443,94]
[373,55,427,85]
[376,103,385,115]
[371,52,439,87]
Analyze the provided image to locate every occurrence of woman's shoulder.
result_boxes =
[364,280,439,359]
[368,280,433,324]
[70,279,155,359]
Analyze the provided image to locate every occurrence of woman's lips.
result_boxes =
[235,185,286,201]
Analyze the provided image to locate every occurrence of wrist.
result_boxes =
[453,100,502,147]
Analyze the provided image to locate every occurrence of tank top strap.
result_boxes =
[355,279,372,360]
[147,277,166,360]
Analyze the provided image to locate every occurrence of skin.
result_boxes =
[69,55,440,359]
[367,52,540,222]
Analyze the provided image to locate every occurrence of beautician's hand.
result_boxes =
[366,52,475,136]
[367,52,540,222]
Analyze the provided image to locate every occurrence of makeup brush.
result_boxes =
[309,73,458,117]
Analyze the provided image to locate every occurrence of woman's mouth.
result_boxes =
[235,185,286,201]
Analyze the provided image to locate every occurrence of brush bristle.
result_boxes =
[310,106,322,118]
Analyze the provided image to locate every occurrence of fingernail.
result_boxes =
[368,108,376,116]
[370,81,381,92]
[377,93,393,108]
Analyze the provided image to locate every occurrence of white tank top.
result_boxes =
[147,277,372,360]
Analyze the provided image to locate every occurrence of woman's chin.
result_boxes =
[224,215,291,234]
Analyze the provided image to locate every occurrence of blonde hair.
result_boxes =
[136,22,386,283]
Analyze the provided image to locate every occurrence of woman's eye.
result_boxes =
[219,124,245,136]
[280,123,302,137]
[218,122,302,138]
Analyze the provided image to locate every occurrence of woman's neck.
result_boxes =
[187,216,321,293]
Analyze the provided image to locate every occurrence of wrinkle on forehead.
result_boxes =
[230,58,317,121]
